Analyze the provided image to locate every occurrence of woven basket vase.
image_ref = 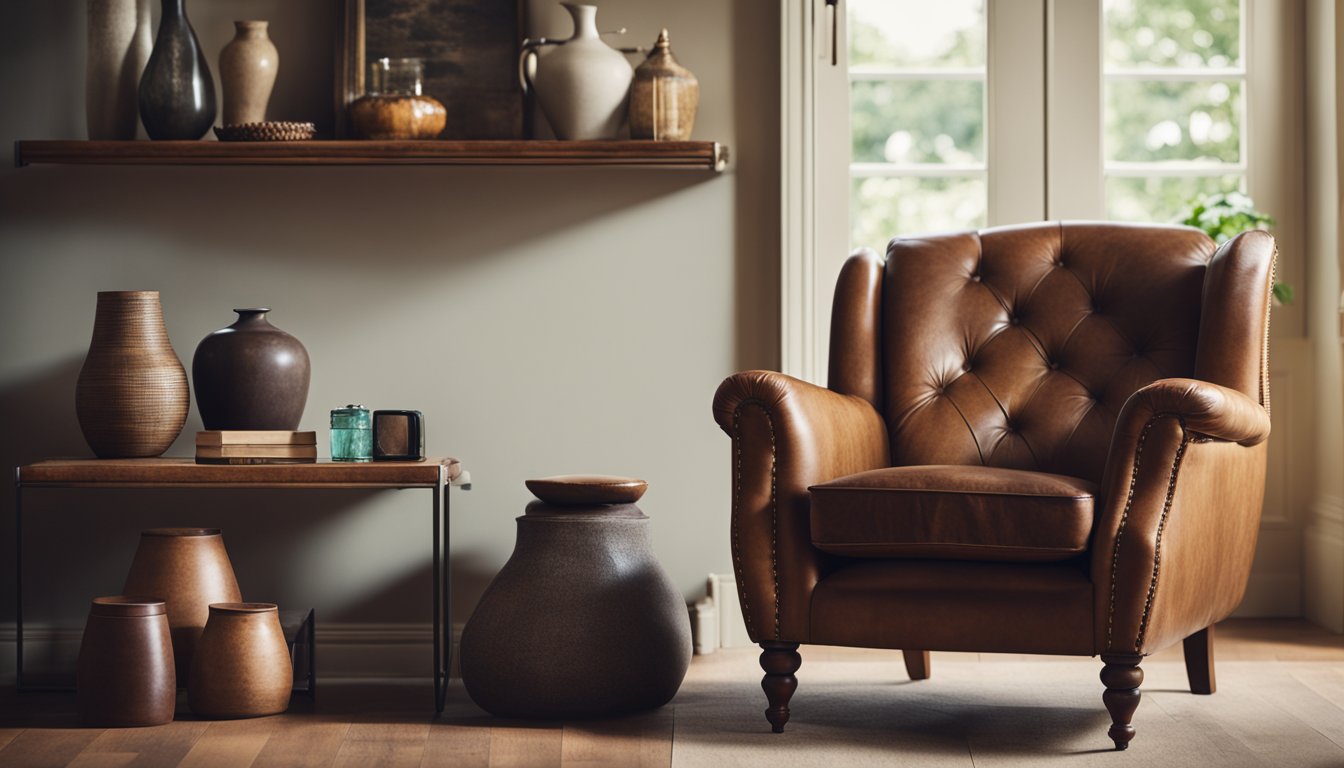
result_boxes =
[75,291,189,458]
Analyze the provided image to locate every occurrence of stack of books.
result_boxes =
[195,431,318,465]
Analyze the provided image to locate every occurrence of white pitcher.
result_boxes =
[519,3,634,140]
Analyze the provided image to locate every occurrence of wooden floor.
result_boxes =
[1,619,1342,768]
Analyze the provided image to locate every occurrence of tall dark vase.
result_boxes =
[193,309,311,430]
[75,290,189,458]
[139,0,215,140]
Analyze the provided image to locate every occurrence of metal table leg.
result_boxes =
[441,468,451,712]
[14,467,23,692]
[432,469,443,713]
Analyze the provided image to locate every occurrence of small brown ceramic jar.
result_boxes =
[123,528,242,685]
[189,602,292,719]
[77,596,176,727]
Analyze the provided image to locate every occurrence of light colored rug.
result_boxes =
[670,650,1344,767]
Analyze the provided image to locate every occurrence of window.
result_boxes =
[1103,0,1246,221]
[848,0,988,246]
[840,0,1251,248]
[788,0,1299,382]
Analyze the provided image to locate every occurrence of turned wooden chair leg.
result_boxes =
[1100,654,1144,750]
[759,641,802,733]
[1183,625,1216,694]
[902,649,930,680]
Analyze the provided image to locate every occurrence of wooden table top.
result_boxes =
[16,457,462,489]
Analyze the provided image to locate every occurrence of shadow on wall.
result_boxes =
[0,165,718,276]
[0,355,87,636]
[730,0,781,374]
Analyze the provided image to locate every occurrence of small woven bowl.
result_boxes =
[214,121,317,142]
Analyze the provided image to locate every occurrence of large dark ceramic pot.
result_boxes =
[460,475,692,719]
[76,290,189,458]
[77,596,176,727]
[192,309,311,430]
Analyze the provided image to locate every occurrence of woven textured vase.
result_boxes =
[76,596,176,727]
[189,602,292,718]
[123,528,242,684]
[75,290,189,458]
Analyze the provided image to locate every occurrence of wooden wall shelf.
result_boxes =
[13,140,728,171]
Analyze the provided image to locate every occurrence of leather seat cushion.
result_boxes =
[810,465,1097,561]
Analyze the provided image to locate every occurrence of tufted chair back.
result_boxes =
[830,222,1269,486]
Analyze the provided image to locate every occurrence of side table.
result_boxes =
[14,457,469,713]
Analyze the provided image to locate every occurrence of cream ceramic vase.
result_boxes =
[218,21,279,125]
[521,3,633,140]
[86,0,151,139]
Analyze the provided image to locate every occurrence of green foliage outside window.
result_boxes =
[1178,192,1292,304]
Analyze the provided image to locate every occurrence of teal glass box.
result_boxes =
[330,405,372,462]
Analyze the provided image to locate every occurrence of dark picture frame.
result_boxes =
[337,0,528,139]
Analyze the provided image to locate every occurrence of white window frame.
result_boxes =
[782,0,1301,383]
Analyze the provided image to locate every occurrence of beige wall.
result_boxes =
[0,0,780,661]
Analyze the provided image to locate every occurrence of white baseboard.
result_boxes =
[1305,494,1344,632]
[690,573,752,654]
[0,622,463,684]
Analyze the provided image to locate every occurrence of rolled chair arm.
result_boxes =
[1092,378,1271,655]
[713,371,890,642]
[1116,378,1270,446]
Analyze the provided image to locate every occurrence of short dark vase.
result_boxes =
[460,476,692,719]
[193,309,311,430]
[139,0,216,140]
[77,596,176,727]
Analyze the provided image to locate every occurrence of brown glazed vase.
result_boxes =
[122,528,242,684]
[77,596,176,726]
[189,602,292,718]
[75,290,189,458]
[629,29,699,141]
[459,476,692,718]
[192,308,311,430]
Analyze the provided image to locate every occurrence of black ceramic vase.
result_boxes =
[138,0,216,140]
[192,309,311,430]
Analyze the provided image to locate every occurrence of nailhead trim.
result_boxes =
[1136,424,1191,651]
[1105,414,1191,653]
[731,401,781,640]
[1105,418,1153,651]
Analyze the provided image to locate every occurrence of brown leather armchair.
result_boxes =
[712,222,1275,750]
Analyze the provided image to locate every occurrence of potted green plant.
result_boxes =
[1179,192,1293,304]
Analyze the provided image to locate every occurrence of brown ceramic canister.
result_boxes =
[77,596,176,726]
[189,602,292,718]
[122,528,242,684]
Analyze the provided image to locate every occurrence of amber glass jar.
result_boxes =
[348,58,446,140]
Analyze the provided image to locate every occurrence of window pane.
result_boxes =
[1105,80,1241,163]
[1105,174,1244,222]
[851,80,984,164]
[1104,0,1240,69]
[851,176,987,248]
[849,0,985,70]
